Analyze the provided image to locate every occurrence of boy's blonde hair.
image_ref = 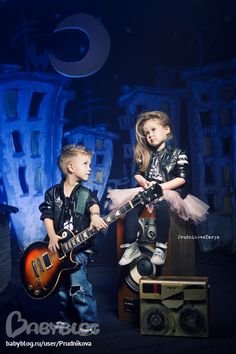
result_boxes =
[58,144,93,176]
[134,111,173,172]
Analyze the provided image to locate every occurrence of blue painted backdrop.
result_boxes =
[0,0,235,259]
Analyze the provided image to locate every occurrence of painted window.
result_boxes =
[205,165,214,185]
[203,137,213,156]
[199,111,211,127]
[4,89,18,119]
[31,131,40,157]
[96,154,104,165]
[223,195,232,215]
[222,165,231,185]
[220,109,232,125]
[12,130,23,154]
[95,138,104,150]
[95,171,103,183]
[18,167,29,195]
[222,137,231,155]
[35,167,43,194]
[29,92,45,118]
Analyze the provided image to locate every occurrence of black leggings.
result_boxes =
[123,200,170,244]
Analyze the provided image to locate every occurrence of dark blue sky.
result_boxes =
[0,0,235,126]
[1,0,235,74]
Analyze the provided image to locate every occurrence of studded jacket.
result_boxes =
[135,145,189,197]
[39,180,99,249]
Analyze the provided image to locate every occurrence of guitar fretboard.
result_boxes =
[59,183,162,255]
[60,200,136,254]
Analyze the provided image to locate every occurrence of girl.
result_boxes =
[108,111,209,266]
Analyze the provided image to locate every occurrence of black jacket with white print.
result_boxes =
[135,145,189,197]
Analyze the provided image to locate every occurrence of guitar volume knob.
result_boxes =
[62,231,67,238]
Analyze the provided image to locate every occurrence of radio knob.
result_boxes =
[34,289,40,296]
[28,284,33,290]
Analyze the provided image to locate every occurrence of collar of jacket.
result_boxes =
[151,144,173,156]
[59,179,82,201]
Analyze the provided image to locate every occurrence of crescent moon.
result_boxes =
[49,13,111,78]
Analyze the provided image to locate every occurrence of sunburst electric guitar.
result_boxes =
[20,183,162,299]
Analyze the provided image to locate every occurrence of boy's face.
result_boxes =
[68,154,91,181]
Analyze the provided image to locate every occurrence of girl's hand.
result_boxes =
[140,179,156,189]
[90,214,108,231]
[48,233,64,253]
[134,175,155,189]
[143,180,156,189]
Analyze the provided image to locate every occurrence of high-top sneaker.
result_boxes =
[150,242,167,265]
[119,242,141,266]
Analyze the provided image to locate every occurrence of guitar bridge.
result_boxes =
[31,260,39,278]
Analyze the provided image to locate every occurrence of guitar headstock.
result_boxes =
[131,183,163,207]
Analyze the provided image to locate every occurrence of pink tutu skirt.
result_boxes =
[107,187,209,225]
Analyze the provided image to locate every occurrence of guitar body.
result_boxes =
[20,229,78,299]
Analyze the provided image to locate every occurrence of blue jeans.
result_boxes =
[58,252,98,323]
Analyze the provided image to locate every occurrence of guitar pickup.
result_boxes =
[31,261,39,278]
[37,258,44,272]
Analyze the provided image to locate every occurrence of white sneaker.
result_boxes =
[119,242,141,266]
[150,243,167,265]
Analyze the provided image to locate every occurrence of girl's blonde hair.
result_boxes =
[134,111,173,172]
[58,144,93,176]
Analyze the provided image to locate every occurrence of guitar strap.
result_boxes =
[74,186,90,215]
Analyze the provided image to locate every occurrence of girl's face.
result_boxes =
[142,119,170,150]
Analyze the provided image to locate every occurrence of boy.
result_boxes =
[39,144,107,333]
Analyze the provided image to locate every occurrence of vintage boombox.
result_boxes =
[140,276,209,337]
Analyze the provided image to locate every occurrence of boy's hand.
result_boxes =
[48,233,64,253]
[90,214,108,231]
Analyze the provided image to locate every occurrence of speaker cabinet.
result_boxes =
[118,244,159,322]
[140,276,209,337]
[117,207,196,323]
[117,210,161,322]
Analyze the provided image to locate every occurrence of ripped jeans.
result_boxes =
[58,252,98,324]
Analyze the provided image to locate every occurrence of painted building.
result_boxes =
[0,64,74,249]
[182,59,236,252]
[64,124,119,201]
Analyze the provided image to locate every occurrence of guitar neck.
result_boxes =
[61,197,141,254]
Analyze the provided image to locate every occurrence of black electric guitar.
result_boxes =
[20,183,162,299]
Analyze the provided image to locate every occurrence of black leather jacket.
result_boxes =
[135,145,189,197]
[39,181,99,249]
